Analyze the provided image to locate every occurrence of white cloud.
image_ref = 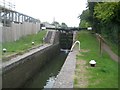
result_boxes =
[14,0,87,27]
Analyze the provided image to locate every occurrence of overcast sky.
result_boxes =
[1,0,87,27]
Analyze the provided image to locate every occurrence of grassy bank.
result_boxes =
[2,30,47,58]
[74,31,118,88]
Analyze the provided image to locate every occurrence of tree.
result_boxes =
[94,2,119,23]
[61,22,68,29]
[93,2,120,46]
[79,1,120,46]
[78,9,91,27]
[51,21,61,28]
[79,20,90,28]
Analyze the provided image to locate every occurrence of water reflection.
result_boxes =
[44,76,55,88]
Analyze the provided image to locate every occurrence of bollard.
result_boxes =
[3,48,7,53]
[32,42,35,45]
[89,60,96,67]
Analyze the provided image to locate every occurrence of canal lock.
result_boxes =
[2,30,74,88]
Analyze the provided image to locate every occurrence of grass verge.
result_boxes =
[2,30,47,59]
[74,31,119,88]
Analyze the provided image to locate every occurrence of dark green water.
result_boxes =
[23,52,68,88]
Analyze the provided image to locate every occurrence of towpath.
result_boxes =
[102,42,119,63]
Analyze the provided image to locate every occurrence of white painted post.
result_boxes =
[0,23,2,90]
[70,40,80,51]
[0,23,3,43]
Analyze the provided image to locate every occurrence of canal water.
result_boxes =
[23,52,68,88]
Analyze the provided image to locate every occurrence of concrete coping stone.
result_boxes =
[1,44,52,71]
[52,50,78,88]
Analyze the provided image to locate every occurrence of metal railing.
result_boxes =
[0,0,40,26]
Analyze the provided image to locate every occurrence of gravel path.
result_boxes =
[102,42,119,63]
[52,50,78,88]
[96,34,119,63]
